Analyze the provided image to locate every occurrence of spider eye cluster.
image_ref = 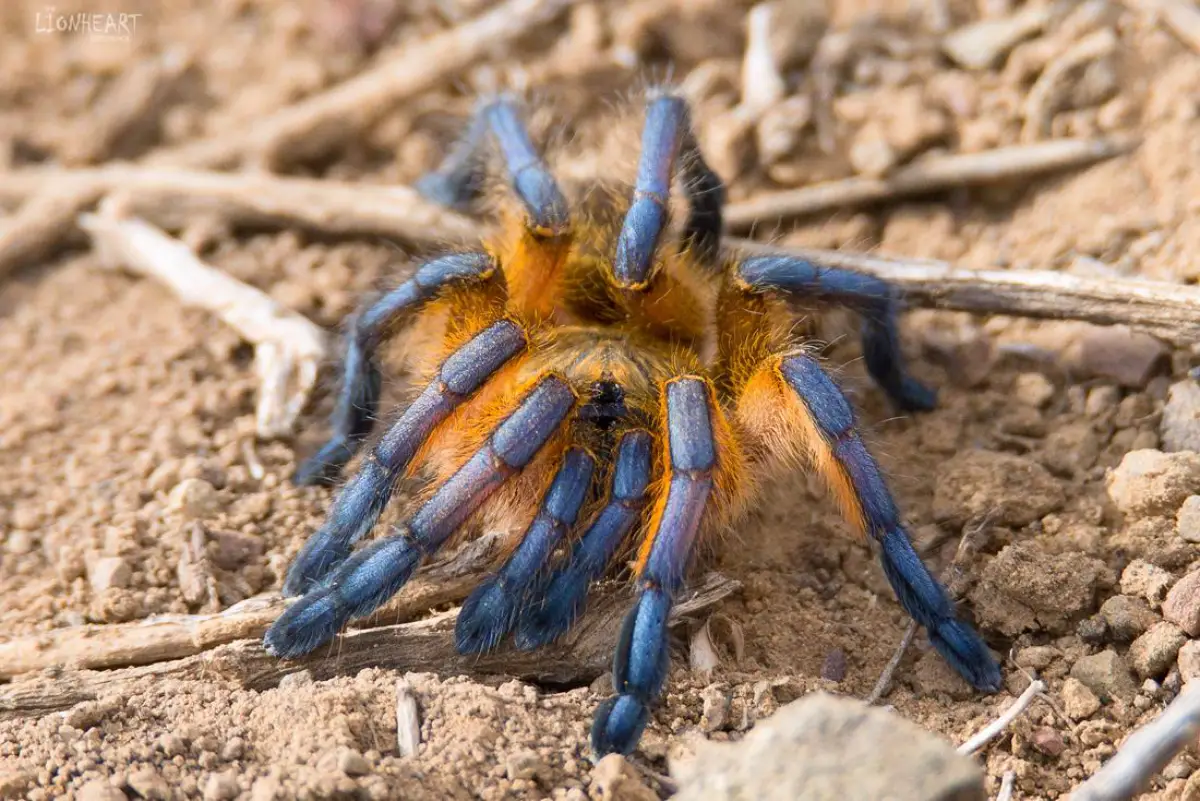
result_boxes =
[579,378,627,429]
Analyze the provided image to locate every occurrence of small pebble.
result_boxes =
[1031,727,1065,757]
[1014,372,1056,408]
[1106,449,1200,519]
[87,556,132,593]
[278,670,314,689]
[589,754,658,801]
[821,649,848,682]
[168,477,220,519]
[76,780,125,801]
[1061,677,1101,720]
[1162,380,1200,452]
[505,749,544,782]
[1071,650,1138,701]
[128,768,171,800]
[220,737,244,761]
[1164,569,1200,636]
[1177,640,1200,683]
[1077,615,1109,645]
[202,771,240,801]
[1129,622,1187,679]
[700,683,731,732]
[159,733,186,757]
[1178,496,1200,543]
[1015,645,1059,671]
[1121,560,1175,607]
[339,749,371,777]
[1100,595,1160,642]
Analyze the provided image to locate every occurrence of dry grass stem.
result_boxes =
[958,679,1046,756]
[1123,0,1200,54]
[395,676,422,758]
[723,137,1133,229]
[865,620,918,705]
[77,210,327,438]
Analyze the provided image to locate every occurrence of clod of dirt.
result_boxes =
[1120,559,1176,607]
[1015,646,1059,671]
[671,693,985,801]
[1070,650,1138,702]
[1060,677,1101,721]
[1098,595,1160,643]
[932,450,1065,527]
[87,556,132,593]
[77,779,126,801]
[1129,621,1188,680]
[941,5,1050,71]
[590,754,657,801]
[168,477,221,519]
[1179,496,1200,543]
[1106,449,1200,519]
[1013,372,1056,408]
[1031,727,1066,758]
[1041,422,1101,478]
[970,543,1109,636]
[1065,326,1169,388]
[1162,381,1200,453]
[1164,569,1200,636]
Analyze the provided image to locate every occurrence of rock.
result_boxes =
[202,771,240,801]
[338,749,371,777]
[1014,372,1056,408]
[128,768,171,800]
[1107,449,1200,519]
[209,529,264,570]
[1066,326,1169,388]
[505,749,545,782]
[821,649,848,682]
[700,683,731,732]
[1121,560,1175,607]
[1078,614,1109,645]
[1177,640,1200,683]
[1164,570,1200,636]
[1041,422,1101,477]
[970,544,1109,636]
[849,120,897,178]
[942,5,1050,70]
[0,772,30,798]
[672,692,985,801]
[1015,646,1059,671]
[1179,496,1200,543]
[1163,381,1200,453]
[933,450,1065,528]
[220,737,244,761]
[250,775,282,801]
[912,650,975,700]
[1031,727,1065,757]
[1087,385,1122,418]
[591,754,658,801]
[77,780,126,801]
[159,733,186,757]
[1129,622,1187,679]
[168,477,220,519]
[1099,595,1160,642]
[87,556,131,593]
[1061,677,1101,720]
[1070,650,1138,702]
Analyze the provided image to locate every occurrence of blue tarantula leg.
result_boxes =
[613,93,726,289]
[513,429,653,651]
[737,255,937,412]
[265,374,577,659]
[293,251,500,487]
[283,319,527,595]
[416,96,570,236]
[592,377,714,757]
[455,447,595,653]
[777,353,1001,691]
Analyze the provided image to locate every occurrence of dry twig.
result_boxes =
[0,165,476,247]
[729,238,1200,344]
[996,770,1017,801]
[723,137,1133,230]
[1022,28,1119,141]
[0,572,740,720]
[144,0,580,169]
[1069,682,1200,801]
[1123,0,1200,55]
[395,676,422,758]
[865,621,918,705]
[0,184,104,278]
[958,679,1046,756]
[0,529,506,679]
[78,210,327,438]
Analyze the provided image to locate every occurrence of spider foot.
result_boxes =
[455,577,520,654]
[293,437,359,487]
[893,375,938,413]
[591,695,650,758]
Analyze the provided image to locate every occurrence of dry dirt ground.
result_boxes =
[2,0,1200,799]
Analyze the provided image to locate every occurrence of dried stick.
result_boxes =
[728,238,1200,344]
[1069,682,1200,801]
[144,0,579,169]
[0,528,505,679]
[0,572,740,720]
[723,137,1134,230]
[395,677,421,758]
[0,184,104,278]
[77,210,327,438]
[0,166,477,247]
[1123,0,1200,54]
[865,620,918,705]
[1022,29,1118,141]
[996,770,1017,801]
[958,679,1046,755]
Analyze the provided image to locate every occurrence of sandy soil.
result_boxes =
[2,0,1200,799]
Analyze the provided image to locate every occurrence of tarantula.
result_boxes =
[263,90,1002,757]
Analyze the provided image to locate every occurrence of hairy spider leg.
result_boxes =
[282,319,528,595]
[513,429,654,651]
[265,373,577,659]
[454,447,596,653]
[416,95,573,321]
[734,255,938,412]
[613,92,725,290]
[293,251,504,486]
[591,377,717,756]
[736,352,1002,692]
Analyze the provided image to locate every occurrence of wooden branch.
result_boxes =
[958,679,1046,755]
[0,572,740,721]
[0,166,477,247]
[728,238,1200,344]
[0,184,104,278]
[1069,682,1200,801]
[723,138,1134,230]
[0,530,507,679]
[143,0,580,169]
